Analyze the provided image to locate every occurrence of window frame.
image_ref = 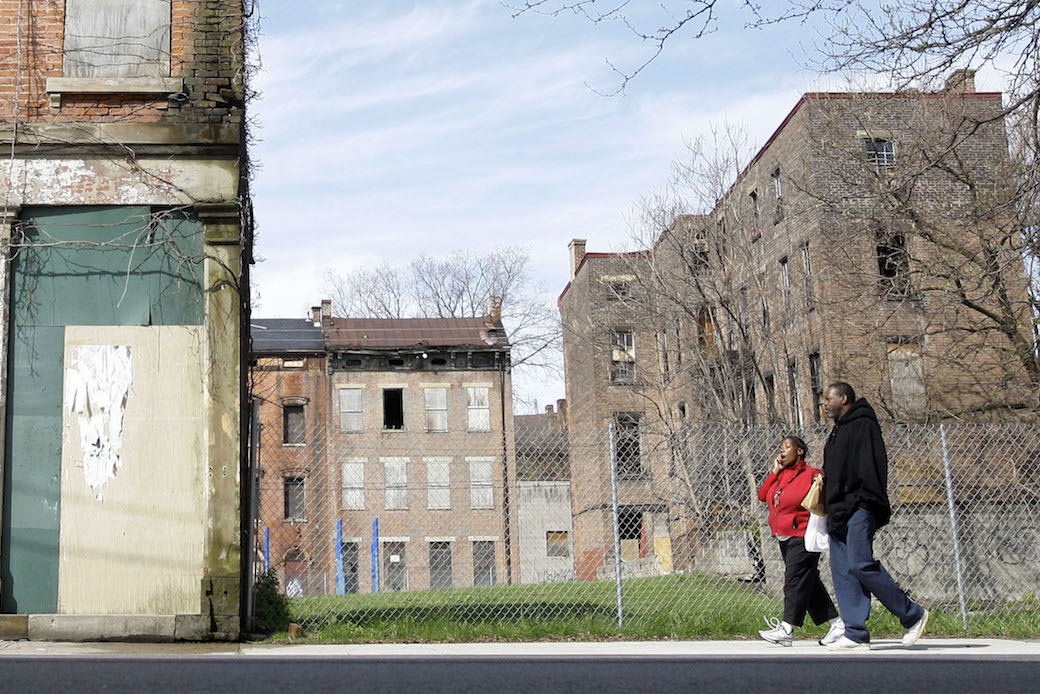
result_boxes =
[282,404,305,445]
[865,137,896,167]
[466,386,492,432]
[383,457,409,510]
[338,388,363,433]
[424,387,449,433]
[283,475,307,522]
[468,457,495,509]
[425,457,451,510]
[545,531,571,558]
[610,329,636,384]
[340,459,365,511]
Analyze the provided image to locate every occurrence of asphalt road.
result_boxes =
[1,656,1037,693]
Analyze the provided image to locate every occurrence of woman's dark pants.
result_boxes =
[779,536,839,627]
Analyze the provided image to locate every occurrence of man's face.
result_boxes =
[823,387,847,421]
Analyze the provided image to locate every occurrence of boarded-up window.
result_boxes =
[429,542,453,590]
[466,387,491,432]
[283,405,304,444]
[546,531,570,558]
[426,457,451,509]
[468,457,494,509]
[340,460,365,510]
[888,343,927,415]
[383,458,408,510]
[63,0,171,78]
[473,541,496,587]
[425,387,448,432]
[339,388,363,433]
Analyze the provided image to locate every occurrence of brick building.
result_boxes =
[252,300,519,594]
[559,72,1033,579]
[0,1,250,639]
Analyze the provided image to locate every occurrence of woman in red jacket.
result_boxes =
[756,435,843,647]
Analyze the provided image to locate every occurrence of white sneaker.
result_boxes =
[902,608,930,647]
[819,619,845,646]
[826,635,871,651]
[758,617,792,647]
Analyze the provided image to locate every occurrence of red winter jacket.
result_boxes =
[757,459,821,538]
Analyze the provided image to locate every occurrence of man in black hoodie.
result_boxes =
[822,381,929,650]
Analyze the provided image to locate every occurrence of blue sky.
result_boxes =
[248,1,1008,409]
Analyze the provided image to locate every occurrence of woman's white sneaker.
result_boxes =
[819,619,845,646]
[758,617,793,647]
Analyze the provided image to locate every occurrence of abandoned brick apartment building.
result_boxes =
[252,300,518,595]
[0,1,250,639]
[559,71,1034,580]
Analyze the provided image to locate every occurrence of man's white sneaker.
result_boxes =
[826,635,871,651]
[758,617,792,647]
[902,608,930,647]
[819,619,845,646]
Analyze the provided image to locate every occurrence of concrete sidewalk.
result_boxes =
[0,638,1036,659]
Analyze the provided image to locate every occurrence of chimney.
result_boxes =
[945,69,976,94]
[556,398,568,425]
[545,404,554,415]
[310,306,321,326]
[487,295,503,324]
[568,239,587,280]
[320,299,332,328]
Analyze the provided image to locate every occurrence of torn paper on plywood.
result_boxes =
[64,345,133,502]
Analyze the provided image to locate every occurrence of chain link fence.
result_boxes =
[248,410,1040,637]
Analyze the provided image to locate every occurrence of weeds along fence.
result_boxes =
[247,412,1040,636]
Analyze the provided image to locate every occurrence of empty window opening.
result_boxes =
[771,167,783,220]
[473,541,496,587]
[613,413,644,478]
[809,352,824,423]
[342,542,360,594]
[383,388,404,430]
[283,404,305,444]
[429,541,453,590]
[607,281,630,301]
[610,330,636,384]
[383,541,407,592]
[284,476,306,522]
[618,509,643,561]
[877,229,911,296]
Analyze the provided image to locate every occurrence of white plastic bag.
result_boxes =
[804,513,829,553]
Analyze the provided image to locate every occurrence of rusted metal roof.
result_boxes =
[325,317,509,349]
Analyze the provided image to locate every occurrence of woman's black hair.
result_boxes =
[783,435,809,458]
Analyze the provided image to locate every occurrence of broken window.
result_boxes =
[610,330,636,384]
[428,541,453,590]
[339,388,363,433]
[546,531,570,558]
[342,542,360,594]
[771,167,783,221]
[283,405,305,445]
[466,386,491,432]
[383,457,408,510]
[472,541,496,587]
[283,476,306,522]
[468,457,494,509]
[383,541,407,592]
[618,509,643,561]
[606,281,630,301]
[424,387,448,432]
[340,459,365,510]
[613,412,644,478]
[787,359,803,430]
[426,457,451,510]
[809,352,824,423]
[779,256,792,316]
[749,190,761,239]
[801,242,816,310]
[63,0,171,78]
[865,138,895,166]
[887,342,927,415]
[383,388,404,430]
[877,229,911,296]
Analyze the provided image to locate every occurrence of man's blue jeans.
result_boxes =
[829,507,924,643]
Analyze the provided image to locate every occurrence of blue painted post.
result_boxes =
[371,518,380,593]
[264,527,270,573]
[335,519,345,595]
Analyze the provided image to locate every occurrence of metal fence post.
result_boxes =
[940,423,969,630]
[608,422,625,628]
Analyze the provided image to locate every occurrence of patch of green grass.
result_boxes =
[269,573,1039,644]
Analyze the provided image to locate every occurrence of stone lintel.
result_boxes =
[0,122,240,147]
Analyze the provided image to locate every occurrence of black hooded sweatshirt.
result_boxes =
[822,398,892,533]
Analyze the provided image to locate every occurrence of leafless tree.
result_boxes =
[320,246,563,404]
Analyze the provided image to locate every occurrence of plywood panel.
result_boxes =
[58,326,206,615]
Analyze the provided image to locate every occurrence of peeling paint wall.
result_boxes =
[59,326,206,615]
